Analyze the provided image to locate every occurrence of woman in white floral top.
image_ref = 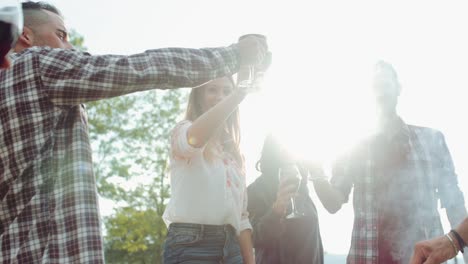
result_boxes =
[163,76,254,264]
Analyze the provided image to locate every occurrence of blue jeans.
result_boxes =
[163,223,243,264]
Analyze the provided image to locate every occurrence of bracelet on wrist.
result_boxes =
[446,234,459,256]
[450,229,466,253]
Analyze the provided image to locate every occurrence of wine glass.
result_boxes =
[251,51,272,91]
[237,64,255,92]
[279,163,305,219]
[237,34,270,93]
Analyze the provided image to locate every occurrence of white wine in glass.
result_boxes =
[279,163,305,219]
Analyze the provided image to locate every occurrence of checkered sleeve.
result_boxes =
[435,131,465,209]
[240,186,252,232]
[34,45,240,105]
[170,120,204,160]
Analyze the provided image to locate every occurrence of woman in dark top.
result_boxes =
[247,135,324,264]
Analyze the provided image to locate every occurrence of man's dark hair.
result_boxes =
[21,1,61,29]
[22,1,60,16]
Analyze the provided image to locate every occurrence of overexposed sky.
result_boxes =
[46,0,468,254]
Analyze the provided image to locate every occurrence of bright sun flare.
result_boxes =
[243,56,379,167]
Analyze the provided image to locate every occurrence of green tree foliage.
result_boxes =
[70,30,186,263]
[90,90,185,264]
[69,29,87,51]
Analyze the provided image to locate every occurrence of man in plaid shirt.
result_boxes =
[0,1,267,263]
[310,61,467,264]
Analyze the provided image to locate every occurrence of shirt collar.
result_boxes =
[376,116,410,142]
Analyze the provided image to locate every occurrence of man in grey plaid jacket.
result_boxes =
[0,1,267,263]
[311,61,467,264]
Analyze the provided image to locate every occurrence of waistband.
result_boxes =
[169,223,235,233]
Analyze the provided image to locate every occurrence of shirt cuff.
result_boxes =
[220,44,241,76]
[240,218,252,232]
[172,121,204,159]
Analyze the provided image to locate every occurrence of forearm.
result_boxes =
[446,205,467,231]
[239,229,254,264]
[38,46,240,105]
[188,89,246,147]
[312,179,345,213]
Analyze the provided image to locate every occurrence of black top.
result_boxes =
[247,174,324,264]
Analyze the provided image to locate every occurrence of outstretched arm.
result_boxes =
[303,160,349,214]
[187,88,246,148]
[37,46,240,105]
[312,177,346,214]
[34,35,266,105]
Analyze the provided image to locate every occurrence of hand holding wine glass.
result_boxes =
[278,163,305,219]
[237,34,268,67]
[273,173,299,216]
[237,34,271,94]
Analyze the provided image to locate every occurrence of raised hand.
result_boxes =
[237,34,268,67]
[273,176,300,217]
[410,235,459,264]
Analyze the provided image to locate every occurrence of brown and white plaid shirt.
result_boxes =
[0,45,240,263]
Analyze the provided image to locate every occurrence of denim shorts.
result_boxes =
[162,223,243,264]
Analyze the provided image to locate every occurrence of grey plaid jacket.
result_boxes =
[331,119,466,264]
[0,45,240,263]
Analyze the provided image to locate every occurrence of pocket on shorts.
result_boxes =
[166,227,202,247]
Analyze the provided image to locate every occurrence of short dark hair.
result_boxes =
[22,1,61,16]
[21,1,62,29]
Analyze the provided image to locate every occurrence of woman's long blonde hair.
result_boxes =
[185,76,243,166]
